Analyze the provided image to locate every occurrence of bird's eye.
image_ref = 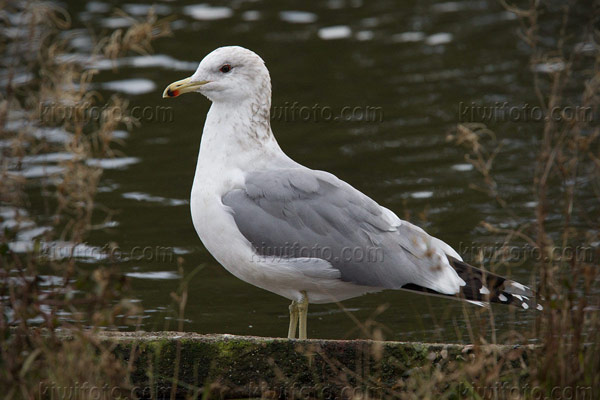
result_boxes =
[219,64,232,73]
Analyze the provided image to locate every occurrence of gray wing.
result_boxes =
[222,168,465,294]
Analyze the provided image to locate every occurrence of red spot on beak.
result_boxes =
[167,89,180,97]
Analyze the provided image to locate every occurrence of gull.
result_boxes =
[163,46,540,339]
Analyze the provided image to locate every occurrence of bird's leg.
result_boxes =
[297,291,309,339]
[287,300,298,339]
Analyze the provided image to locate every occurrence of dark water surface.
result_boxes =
[28,0,585,341]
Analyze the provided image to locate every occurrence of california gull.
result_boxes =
[163,46,540,339]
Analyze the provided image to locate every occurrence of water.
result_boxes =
[9,0,597,342]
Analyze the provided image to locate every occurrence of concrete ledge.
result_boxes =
[82,331,532,398]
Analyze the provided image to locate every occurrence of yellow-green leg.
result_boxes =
[297,291,309,339]
[287,300,298,339]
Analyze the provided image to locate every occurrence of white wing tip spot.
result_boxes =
[479,286,490,295]
[498,294,508,302]
[522,302,529,310]
[510,281,529,292]
[467,300,486,307]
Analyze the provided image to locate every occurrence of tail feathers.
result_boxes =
[401,256,543,311]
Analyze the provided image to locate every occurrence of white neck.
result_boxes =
[193,97,295,194]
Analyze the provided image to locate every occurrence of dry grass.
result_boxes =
[0,2,170,398]
[443,1,600,398]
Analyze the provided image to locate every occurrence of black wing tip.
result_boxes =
[447,257,544,310]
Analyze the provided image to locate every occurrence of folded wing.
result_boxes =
[222,168,466,295]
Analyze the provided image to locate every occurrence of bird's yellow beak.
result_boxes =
[162,77,209,98]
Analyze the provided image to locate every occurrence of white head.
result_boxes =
[163,46,271,106]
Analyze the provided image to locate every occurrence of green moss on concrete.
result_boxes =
[90,332,533,398]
